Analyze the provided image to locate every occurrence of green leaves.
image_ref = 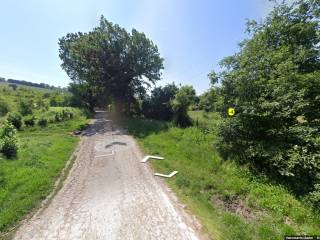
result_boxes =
[216,0,320,200]
[0,121,19,158]
[59,16,164,113]
[171,85,196,127]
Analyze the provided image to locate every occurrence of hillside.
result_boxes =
[0,83,71,123]
[0,78,63,91]
[0,83,89,236]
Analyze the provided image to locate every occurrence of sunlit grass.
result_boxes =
[0,115,88,234]
[125,111,320,240]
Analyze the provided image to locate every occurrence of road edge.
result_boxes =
[0,134,84,240]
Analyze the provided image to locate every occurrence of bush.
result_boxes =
[24,115,36,127]
[1,137,19,158]
[19,99,33,116]
[54,112,63,122]
[171,86,195,128]
[0,121,18,158]
[0,121,16,138]
[54,109,75,122]
[142,83,178,121]
[38,118,48,127]
[7,112,22,130]
[0,100,9,117]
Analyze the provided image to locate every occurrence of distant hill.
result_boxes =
[0,77,66,91]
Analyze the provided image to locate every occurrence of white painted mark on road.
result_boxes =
[154,171,178,178]
[94,151,115,158]
[140,155,164,163]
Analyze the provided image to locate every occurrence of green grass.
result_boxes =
[0,115,88,235]
[0,83,71,123]
[124,111,320,240]
[0,82,59,93]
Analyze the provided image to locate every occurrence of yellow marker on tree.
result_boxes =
[227,107,235,117]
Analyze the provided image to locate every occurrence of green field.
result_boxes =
[0,83,89,237]
[125,111,320,240]
[0,83,70,123]
[0,114,88,236]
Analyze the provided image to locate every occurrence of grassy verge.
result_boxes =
[124,112,320,240]
[0,114,88,236]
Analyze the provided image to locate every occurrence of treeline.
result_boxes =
[0,77,63,90]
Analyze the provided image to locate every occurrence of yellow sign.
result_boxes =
[227,107,235,117]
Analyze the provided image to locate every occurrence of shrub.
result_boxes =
[63,109,74,119]
[54,112,63,122]
[54,109,75,122]
[0,100,9,117]
[1,136,19,158]
[142,83,179,121]
[19,99,33,116]
[7,112,22,130]
[0,121,18,158]
[24,115,36,127]
[0,121,16,138]
[171,86,195,128]
[38,118,48,127]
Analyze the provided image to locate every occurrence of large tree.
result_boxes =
[215,0,320,201]
[59,16,164,114]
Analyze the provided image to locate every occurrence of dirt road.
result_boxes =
[14,112,203,240]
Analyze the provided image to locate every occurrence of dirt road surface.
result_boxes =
[14,112,203,240]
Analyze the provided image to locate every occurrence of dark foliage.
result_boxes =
[37,118,48,127]
[7,112,22,130]
[142,83,178,121]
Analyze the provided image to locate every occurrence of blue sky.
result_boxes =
[0,0,274,94]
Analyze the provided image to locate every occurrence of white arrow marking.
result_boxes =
[140,155,164,163]
[94,151,115,158]
[154,171,178,178]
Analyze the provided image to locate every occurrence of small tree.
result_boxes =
[19,99,33,116]
[142,83,178,120]
[199,88,223,113]
[171,85,196,127]
[7,112,22,130]
[0,99,9,117]
[0,121,19,158]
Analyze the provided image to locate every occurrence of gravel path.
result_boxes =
[13,112,203,240]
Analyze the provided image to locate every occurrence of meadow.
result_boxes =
[0,83,88,237]
[125,111,320,240]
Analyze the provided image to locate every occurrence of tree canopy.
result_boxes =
[59,16,164,113]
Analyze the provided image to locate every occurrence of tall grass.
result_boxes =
[125,112,320,240]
